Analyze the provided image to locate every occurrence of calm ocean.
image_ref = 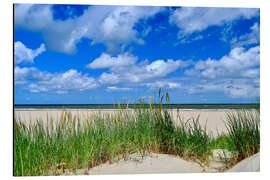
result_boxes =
[14,104,258,110]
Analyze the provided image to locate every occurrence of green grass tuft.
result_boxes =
[225,109,260,161]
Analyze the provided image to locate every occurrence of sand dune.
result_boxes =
[14,109,259,174]
[87,153,204,174]
[62,152,260,175]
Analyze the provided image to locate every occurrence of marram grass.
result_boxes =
[14,91,260,176]
[225,109,260,161]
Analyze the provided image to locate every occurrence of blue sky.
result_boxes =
[14,4,260,104]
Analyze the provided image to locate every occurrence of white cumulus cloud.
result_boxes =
[185,46,260,79]
[170,7,259,35]
[87,53,137,69]
[87,53,192,85]
[15,4,53,31]
[15,67,99,93]
[14,66,51,85]
[28,69,98,93]
[186,79,259,98]
[230,23,260,47]
[15,41,46,65]
[183,45,260,98]
[14,4,164,54]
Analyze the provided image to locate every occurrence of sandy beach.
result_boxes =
[14,109,256,137]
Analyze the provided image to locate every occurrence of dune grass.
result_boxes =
[225,109,260,161]
[209,108,260,168]
[14,90,260,176]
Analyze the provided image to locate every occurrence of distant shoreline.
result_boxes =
[14,108,257,111]
[14,104,259,110]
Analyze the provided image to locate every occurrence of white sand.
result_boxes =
[87,153,204,174]
[82,152,260,175]
[227,153,260,172]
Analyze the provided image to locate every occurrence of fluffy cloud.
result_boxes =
[15,67,98,93]
[97,6,163,51]
[145,60,185,78]
[29,69,98,93]
[14,66,51,85]
[185,46,260,79]
[14,4,164,54]
[183,45,260,98]
[87,53,192,85]
[186,79,259,98]
[87,53,137,69]
[15,41,46,65]
[170,7,259,35]
[15,4,53,31]
[230,23,260,47]
[98,72,120,85]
